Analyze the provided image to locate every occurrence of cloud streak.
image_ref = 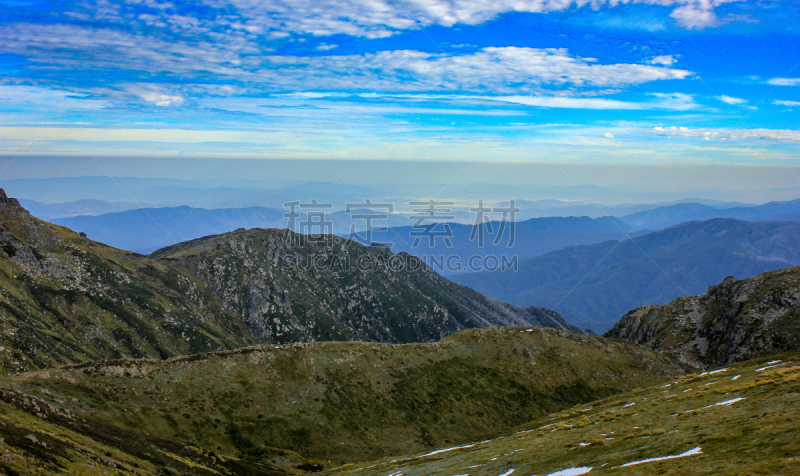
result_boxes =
[652,126,800,142]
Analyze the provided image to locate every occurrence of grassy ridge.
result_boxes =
[339,351,800,475]
[2,327,683,471]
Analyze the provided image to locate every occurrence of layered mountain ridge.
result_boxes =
[0,190,581,375]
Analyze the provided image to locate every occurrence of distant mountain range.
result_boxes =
[370,215,639,274]
[619,199,800,230]
[453,219,800,333]
[52,205,640,261]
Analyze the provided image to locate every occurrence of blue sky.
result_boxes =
[1,0,799,170]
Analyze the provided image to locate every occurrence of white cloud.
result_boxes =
[0,24,693,94]
[284,91,699,111]
[603,132,615,138]
[315,43,338,51]
[767,78,800,86]
[774,100,800,107]
[467,92,698,110]
[43,0,755,44]
[652,126,800,142]
[0,85,109,109]
[716,95,747,105]
[650,55,677,66]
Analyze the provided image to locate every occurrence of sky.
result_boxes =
[0,0,799,189]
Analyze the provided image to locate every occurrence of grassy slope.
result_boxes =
[338,352,800,475]
[0,203,254,376]
[1,327,682,471]
[0,387,289,475]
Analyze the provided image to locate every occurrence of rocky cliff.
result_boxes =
[153,228,586,343]
[604,266,800,368]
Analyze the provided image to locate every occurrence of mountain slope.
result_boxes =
[0,194,254,376]
[153,228,585,343]
[605,267,800,368]
[338,352,800,475]
[453,219,800,332]
[1,326,683,472]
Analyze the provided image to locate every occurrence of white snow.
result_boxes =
[497,469,515,476]
[731,375,741,380]
[620,447,703,467]
[546,466,593,475]
[623,402,635,408]
[712,397,746,407]
[702,381,718,386]
[578,442,591,446]
[660,383,672,388]
[700,368,728,376]
[684,397,747,413]
[417,441,485,458]
[767,360,782,364]
[756,361,789,372]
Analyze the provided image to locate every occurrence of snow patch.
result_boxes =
[417,440,489,458]
[620,447,703,467]
[685,397,747,413]
[700,368,728,376]
[757,361,789,372]
[731,375,741,380]
[497,469,515,476]
[547,467,593,475]
[623,402,635,408]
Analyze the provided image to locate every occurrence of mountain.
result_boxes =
[55,205,637,267]
[54,206,286,254]
[368,215,637,275]
[0,190,581,376]
[0,193,255,376]
[620,199,800,230]
[0,326,683,473]
[453,219,800,332]
[605,267,800,368]
[153,227,585,342]
[341,352,800,475]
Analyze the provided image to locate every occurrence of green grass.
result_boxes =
[2,327,683,471]
[335,352,800,475]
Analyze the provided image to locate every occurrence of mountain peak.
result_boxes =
[0,188,21,208]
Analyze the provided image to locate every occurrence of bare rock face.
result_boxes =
[605,266,800,368]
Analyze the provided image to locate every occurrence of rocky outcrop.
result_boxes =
[154,228,587,343]
[605,266,800,368]
[0,188,21,207]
